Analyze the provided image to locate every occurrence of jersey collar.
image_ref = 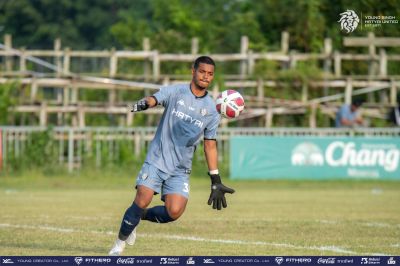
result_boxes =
[189,84,208,99]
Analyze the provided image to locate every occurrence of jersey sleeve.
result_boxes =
[153,85,176,107]
[204,114,220,140]
[337,105,346,119]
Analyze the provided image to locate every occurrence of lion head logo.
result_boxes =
[338,10,359,33]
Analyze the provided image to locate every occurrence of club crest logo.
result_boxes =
[200,108,207,116]
[141,173,148,180]
[338,10,360,33]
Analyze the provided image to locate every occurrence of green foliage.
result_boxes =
[1,0,400,128]
[2,0,399,52]
[0,82,18,124]
[6,128,58,174]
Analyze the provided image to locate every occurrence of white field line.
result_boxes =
[0,223,390,256]
[4,215,398,228]
[317,220,400,229]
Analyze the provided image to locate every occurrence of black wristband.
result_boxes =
[208,173,221,184]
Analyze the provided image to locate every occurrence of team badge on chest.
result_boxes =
[200,108,207,116]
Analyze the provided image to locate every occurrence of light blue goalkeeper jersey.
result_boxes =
[145,83,220,175]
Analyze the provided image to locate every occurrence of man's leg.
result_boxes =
[118,185,154,239]
[141,194,187,223]
[109,186,154,255]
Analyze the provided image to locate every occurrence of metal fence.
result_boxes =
[0,126,399,172]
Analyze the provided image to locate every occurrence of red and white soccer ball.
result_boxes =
[216,90,245,119]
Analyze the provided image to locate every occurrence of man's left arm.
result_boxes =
[355,111,364,125]
[204,139,235,210]
[204,139,218,172]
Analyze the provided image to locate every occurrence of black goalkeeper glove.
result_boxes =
[207,173,235,210]
[131,98,149,112]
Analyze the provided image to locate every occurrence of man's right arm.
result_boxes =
[131,96,158,112]
[340,117,354,126]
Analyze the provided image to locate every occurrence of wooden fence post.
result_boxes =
[109,47,117,78]
[368,32,378,77]
[4,34,13,71]
[39,102,47,127]
[345,78,353,105]
[379,48,387,78]
[127,110,133,126]
[323,38,333,97]
[191,37,199,55]
[301,82,308,103]
[19,47,26,72]
[240,36,248,79]
[143,38,151,81]
[390,78,397,105]
[281,31,289,54]
[71,84,78,104]
[248,50,255,76]
[257,78,264,101]
[289,50,296,69]
[63,47,71,75]
[54,38,62,77]
[68,128,74,173]
[152,50,160,81]
[334,50,341,77]
[78,106,85,128]
[30,77,38,102]
[266,107,273,128]
[309,104,317,128]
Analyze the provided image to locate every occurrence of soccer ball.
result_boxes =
[216,90,245,119]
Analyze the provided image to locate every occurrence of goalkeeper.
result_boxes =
[109,56,235,255]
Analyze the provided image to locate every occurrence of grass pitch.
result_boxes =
[0,170,399,256]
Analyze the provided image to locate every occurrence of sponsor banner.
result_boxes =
[0,256,397,266]
[230,136,400,179]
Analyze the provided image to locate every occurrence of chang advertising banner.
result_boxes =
[230,136,400,180]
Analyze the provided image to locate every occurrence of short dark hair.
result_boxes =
[193,56,215,70]
[352,99,363,107]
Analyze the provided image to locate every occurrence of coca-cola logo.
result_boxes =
[318,258,336,264]
[117,258,135,264]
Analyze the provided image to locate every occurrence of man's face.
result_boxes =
[350,104,359,112]
[192,63,215,90]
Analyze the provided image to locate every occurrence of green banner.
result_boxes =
[230,136,400,180]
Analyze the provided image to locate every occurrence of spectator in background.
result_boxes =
[388,95,400,126]
[335,100,364,128]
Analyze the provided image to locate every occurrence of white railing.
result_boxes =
[0,126,399,172]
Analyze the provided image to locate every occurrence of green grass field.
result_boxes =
[0,170,399,256]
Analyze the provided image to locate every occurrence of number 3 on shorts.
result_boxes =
[183,182,189,193]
